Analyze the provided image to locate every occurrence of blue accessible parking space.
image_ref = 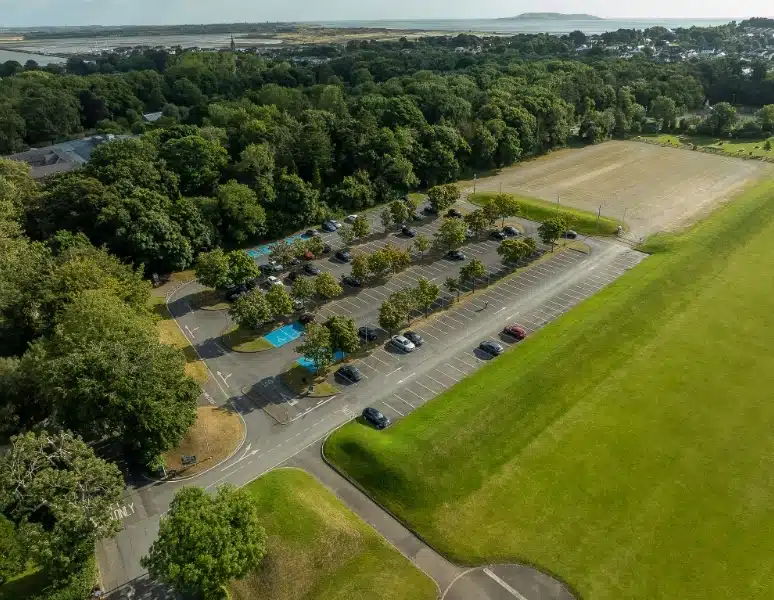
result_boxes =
[263,322,306,347]
[297,350,346,372]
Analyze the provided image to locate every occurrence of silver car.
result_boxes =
[391,335,416,353]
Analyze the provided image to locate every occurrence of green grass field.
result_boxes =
[228,469,436,600]
[468,192,622,235]
[327,179,774,600]
[646,133,774,158]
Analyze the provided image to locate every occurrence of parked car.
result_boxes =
[303,264,321,275]
[322,243,332,253]
[563,230,578,239]
[299,313,315,324]
[293,299,305,311]
[333,220,343,229]
[267,260,283,272]
[342,275,362,287]
[335,250,352,262]
[446,208,463,218]
[479,340,504,356]
[358,326,378,342]
[465,228,474,238]
[345,214,358,223]
[446,249,466,261]
[404,331,423,346]
[490,230,507,240]
[287,271,298,282]
[503,226,520,236]
[288,257,300,266]
[503,324,527,340]
[259,264,275,275]
[303,250,314,260]
[423,205,438,215]
[305,229,320,237]
[336,365,363,383]
[401,225,417,237]
[411,213,423,222]
[391,335,416,353]
[226,285,249,302]
[266,276,284,287]
[362,407,391,429]
[322,221,338,232]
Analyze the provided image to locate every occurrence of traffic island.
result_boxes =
[151,296,209,385]
[281,364,338,398]
[190,288,231,311]
[222,325,273,352]
[160,406,245,479]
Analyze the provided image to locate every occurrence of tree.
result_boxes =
[296,323,334,375]
[389,289,417,325]
[0,431,123,577]
[216,181,267,245]
[490,193,522,227]
[290,276,315,305]
[352,214,371,238]
[142,485,267,600]
[538,217,567,251]
[350,253,370,281]
[236,143,275,203]
[161,135,228,196]
[427,184,460,213]
[229,290,273,330]
[228,250,260,286]
[367,248,392,279]
[315,271,342,300]
[464,209,490,238]
[380,208,393,231]
[0,515,24,584]
[755,104,774,132]
[324,316,360,354]
[433,217,468,252]
[404,193,421,214]
[414,277,440,317]
[650,96,679,131]
[460,259,487,292]
[445,276,462,302]
[389,200,410,228]
[306,235,325,256]
[268,240,295,268]
[290,237,310,260]
[378,300,402,335]
[704,102,738,136]
[498,238,536,264]
[196,248,231,289]
[266,284,294,317]
[413,233,431,258]
[338,224,356,247]
[383,243,411,274]
[274,172,320,230]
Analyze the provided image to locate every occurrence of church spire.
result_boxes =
[230,34,236,52]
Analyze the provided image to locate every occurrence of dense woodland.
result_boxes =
[1,29,774,598]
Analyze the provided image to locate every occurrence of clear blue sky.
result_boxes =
[0,0,763,27]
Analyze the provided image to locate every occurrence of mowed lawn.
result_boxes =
[326,179,774,600]
[228,469,436,600]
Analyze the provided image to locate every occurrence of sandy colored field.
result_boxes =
[459,141,772,239]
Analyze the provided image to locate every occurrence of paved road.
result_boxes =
[98,204,647,595]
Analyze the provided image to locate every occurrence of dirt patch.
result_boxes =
[459,141,773,240]
[161,406,244,478]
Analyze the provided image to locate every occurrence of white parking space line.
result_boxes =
[433,370,459,384]
[454,356,476,369]
[444,362,467,375]
[414,380,438,394]
[413,327,440,341]
[403,387,426,402]
[355,360,379,372]
[393,393,415,409]
[368,353,391,367]
[483,568,529,600]
[424,374,447,388]
[362,290,387,301]
[381,401,405,417]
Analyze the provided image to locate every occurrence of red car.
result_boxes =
[303,250,314,260]
[503,324,527,340]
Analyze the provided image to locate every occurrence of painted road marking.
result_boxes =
[111,502,136,520]
[397,372,416,384]
[387,367,403,376]
[483,568,529,600]
[393,393,415,409]
[381,401,405,417]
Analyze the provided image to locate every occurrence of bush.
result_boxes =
[31,558,97,600]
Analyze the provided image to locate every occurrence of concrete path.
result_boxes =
[289,443,577,600]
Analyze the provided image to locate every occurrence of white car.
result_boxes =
[333,220,343,228]
[267,276,284,287]
[391,335,416,353]
[345,214,358,223]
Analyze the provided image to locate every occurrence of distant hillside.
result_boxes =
[499,12,603,21]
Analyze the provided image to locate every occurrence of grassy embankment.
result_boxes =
[468,191,622,235]
[327,179,774,600]
[646,133,774,158]
[228,469,436,600]
[150,295,208,384]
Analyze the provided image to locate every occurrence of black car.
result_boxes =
[299,313,315,325]
[479,340,504,356]
[322,221,338,232]
[322,243,332,253]
[226,286,249,302]
[303,264,321,275]
[362,407,391,429]
[259,264,275,275]
[446,208,463,218]
[358,326,378,342]
[401,225,417,237]
[287,271,299,282]
[490,230,507,240]
[336,365,363,383]
[563,230,578,239]
[404,331,423,346]
[342,275,362,287]
[446,249,466,261]
[305,229,320,237]
[335,250,352,262]
[503,226,519,236]
[289,257,300,266]
[423,205,438,215]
